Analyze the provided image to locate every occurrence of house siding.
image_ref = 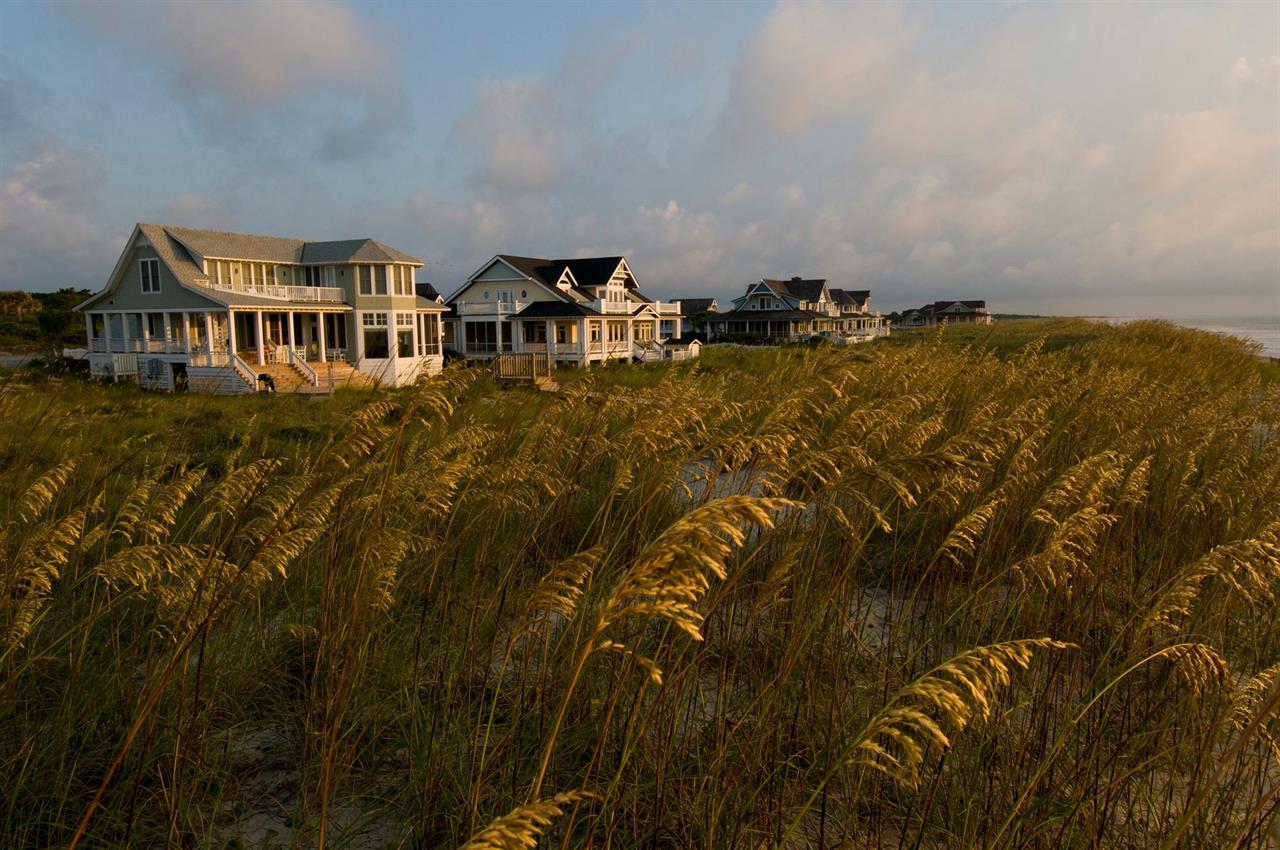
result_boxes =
[85,245,221,311]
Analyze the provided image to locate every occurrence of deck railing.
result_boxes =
[286,347,319,386]
[457,301,525,315]
[492,353,552,383]
[205,281,345,302]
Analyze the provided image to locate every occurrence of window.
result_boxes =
[305,266,330,287]
[589,323,600,342]
[398,327,414,357]
[607,321,625,343]
[141,258,161,293]
[359,265,372,295]
[395,312,414,327]
[556,324,568,344]
[464,321,499,353]
[358,265,388,295]
[374,265,387,295]
[362,312,389,358]
[394,266,413,296]
[523,322,547,344]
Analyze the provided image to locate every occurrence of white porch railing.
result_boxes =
[595,301,632,314]
[286,347,319,386]
[653,302,681,315]
[229,352,257,388]
[205,281,345,302]
[457,301,525,315]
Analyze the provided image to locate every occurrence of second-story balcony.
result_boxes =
[595,300,634,314]
[204,280,345,303]
[653,301,681,315]
[457,300,526,315]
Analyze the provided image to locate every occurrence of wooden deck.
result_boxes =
[492,353,559,392]
[492,353,552,383]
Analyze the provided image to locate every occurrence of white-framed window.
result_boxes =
[140,258,161,293]
[395,312,414,327]
[393,266,413,296]
[324,266,335,286]
[361,311,389,358]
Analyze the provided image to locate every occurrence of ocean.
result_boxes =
[1103,316,1280,359]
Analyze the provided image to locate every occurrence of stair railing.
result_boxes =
[285,347,319,386]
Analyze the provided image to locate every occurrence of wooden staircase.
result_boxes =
[533,375,560,393]
[252,363,310,393]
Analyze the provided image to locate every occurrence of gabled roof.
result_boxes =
[461,254,638,305]
[829,289,870,308]
[512,301,601,319]
[78,222,383,312]
[161,224,421,264]
[679,298,719,315]
[415,282,443,301]
[713,308,828,321]
[763,277,828,302]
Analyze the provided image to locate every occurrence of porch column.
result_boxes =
[202,313,214,366]
[180,312,191,354]
[354,313,365,360]
[512,319,522,354]
[140,312,151,352]
[162,313,172,353]
[254,311,265,366]
[411,312,420,359]
[228,310,238,358]
[545,320,554,360]
[103,314,113,353]
[84,314,94,353]
[578,318,586,366]
[317,312,327,361]
[286,310,295,352]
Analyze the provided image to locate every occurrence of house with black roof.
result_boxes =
[898,300,993,327]
[443,254,687,365]
[707,277,889,343]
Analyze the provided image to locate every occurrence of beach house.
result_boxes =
[77,223,447,393]
[707,277,889,343]
[443,254,689,365]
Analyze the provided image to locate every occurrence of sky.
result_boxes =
[0,0,1277,317]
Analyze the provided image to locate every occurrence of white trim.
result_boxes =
[448,255,537,301]
[139,257,162,294]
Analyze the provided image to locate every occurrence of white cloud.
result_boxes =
[722,1,916,143]
[62,0,406,159]
[0,137,111,289]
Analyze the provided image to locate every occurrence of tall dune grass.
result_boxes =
[0,319,1277,848]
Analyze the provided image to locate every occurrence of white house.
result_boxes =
[443,254,689,365]
[707,277,889,343]
[77,223,447,393]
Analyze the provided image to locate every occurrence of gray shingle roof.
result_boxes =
[158,224,421,264]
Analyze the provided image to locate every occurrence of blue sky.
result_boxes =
[1,0,1277,316]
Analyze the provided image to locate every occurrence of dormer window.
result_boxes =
[140,258,161,294]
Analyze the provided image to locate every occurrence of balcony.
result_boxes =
[595,300,634,314]
[204,281,345,302]
[654,302,681,315]
[457,300,526,315]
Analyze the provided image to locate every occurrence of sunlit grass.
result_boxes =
[1,319,1276,849]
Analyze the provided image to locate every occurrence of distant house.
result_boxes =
[898,301,993,327]
[707,277,889,343]
[76,223,447,393]
[443,254,688,365]
[415,282,444,303]
[671,297,719,338]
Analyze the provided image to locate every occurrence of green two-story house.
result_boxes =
[76,223,447,392]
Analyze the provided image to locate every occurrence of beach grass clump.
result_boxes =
[0,318,1276,848]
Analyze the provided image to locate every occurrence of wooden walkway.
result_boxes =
[492,353,558,392]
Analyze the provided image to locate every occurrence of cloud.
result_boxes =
[722,1,916,144]
[447,80,565,195]
[61,0,408,159]
[0,136,112,290]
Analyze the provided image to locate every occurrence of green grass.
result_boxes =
[0,320,1277,849]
